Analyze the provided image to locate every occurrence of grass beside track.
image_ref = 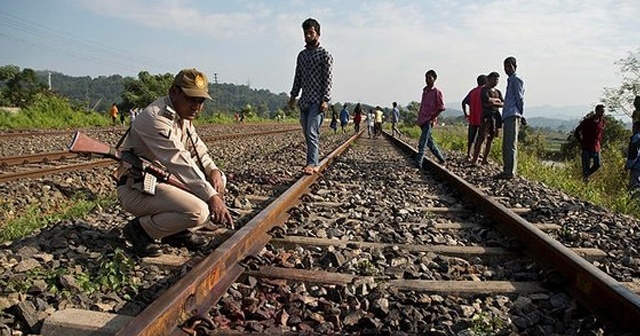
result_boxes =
[0,196,115,243]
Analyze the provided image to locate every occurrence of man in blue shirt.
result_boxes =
[499,56,525,179]
[339,104,349,133]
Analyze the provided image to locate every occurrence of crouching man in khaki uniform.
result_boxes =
[116,68,233,257]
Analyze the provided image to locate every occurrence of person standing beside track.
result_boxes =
[471,71,503,166]
[462,74,486,160]
[574,104,606,183]
[498,56,526,179]
[288,18,334,175]
[340,103,349,133]
[374,106,384,138]
[353,103,363,133]
[390,101,403,137]
[110,103,118,126]
[115,68,234,257]
[415,69,446,168]
[366,108,375,138]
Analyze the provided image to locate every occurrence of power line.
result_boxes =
[0,12,174,73]
[0,32,139,73]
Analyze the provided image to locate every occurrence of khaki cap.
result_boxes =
[173,68,212,100]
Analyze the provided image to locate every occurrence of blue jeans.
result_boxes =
[416,122,445,167]
[300,103,324,166]
[581,149,601,178]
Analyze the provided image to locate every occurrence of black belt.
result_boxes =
[117,176,143,187]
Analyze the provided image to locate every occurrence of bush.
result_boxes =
[0,92,110,130]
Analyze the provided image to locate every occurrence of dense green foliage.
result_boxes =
[0,92,110,130]
[0,66,48,108]
[39,72,125,112]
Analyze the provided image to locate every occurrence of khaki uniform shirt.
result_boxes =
[122,96,219,201]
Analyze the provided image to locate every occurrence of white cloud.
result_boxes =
[74,0,640,108]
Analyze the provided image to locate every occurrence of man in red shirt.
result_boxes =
[415,69,446,168]
[462,74,486,160]
[574,104,606,182]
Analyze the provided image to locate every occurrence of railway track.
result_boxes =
[95,131,640,335]
[0,128,300,184]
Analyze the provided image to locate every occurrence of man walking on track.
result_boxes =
[415,69,446,168]
[289,18,333,175]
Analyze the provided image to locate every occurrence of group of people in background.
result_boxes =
[456,57,525,179]
[330,102,399,139]
[109,103,140,126]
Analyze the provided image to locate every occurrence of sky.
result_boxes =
[1,0,639,116]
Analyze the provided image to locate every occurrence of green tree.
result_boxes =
[0,67,47,108]
[0,65,20,81]
[121,71,174,111]
[405,101,420,125]
[601,46,640,117]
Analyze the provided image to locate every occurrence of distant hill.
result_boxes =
[526,117,579,132]
[525,105,590,120]
[32,70,289,116]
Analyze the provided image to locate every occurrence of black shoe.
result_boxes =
[495,172,514,180]
[123,218,161,257]
[161,230,207,250]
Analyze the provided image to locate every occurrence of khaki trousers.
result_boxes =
[117,175,225,239]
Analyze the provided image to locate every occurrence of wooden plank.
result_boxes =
[271,236,606,261]
[311,201,343,207]
[245,266,548,294]
[247,267,640,295]
[271,236,513,256]
[244,195,272,202]
[142,255,190,268]
[432,222,561,231]
[418,206,531,214]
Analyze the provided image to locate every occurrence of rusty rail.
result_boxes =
[0,128,301,184]
[116,131,362,336]
[386,132,640,331]
[116,128,640,334]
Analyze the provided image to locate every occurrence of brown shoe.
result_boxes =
[161,230,207,250]
[123,218,161,257]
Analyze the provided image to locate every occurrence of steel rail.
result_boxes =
[0,151,78,166]
[386,132,640,331]
[0,160,114,183]
[116,131,362,336]
[0,128,301,183]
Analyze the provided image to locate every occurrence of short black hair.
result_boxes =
[504,56,517,68]
[477,74,487,85]
[487,71,500,79]
[302,18,320,35]
[595,104,605,111]
[425,69,437,79]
